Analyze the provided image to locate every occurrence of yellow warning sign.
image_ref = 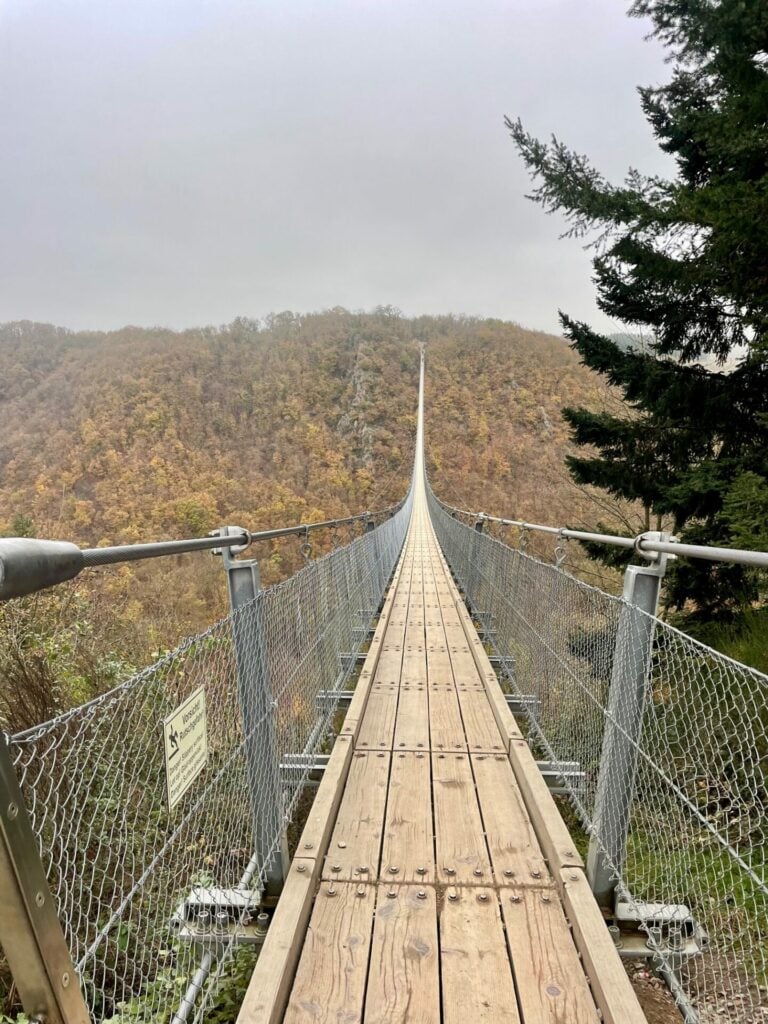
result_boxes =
[163,686,208,811]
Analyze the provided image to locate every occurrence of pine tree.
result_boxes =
[507,0,768,618]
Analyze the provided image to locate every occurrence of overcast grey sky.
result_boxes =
[0,0,671,335]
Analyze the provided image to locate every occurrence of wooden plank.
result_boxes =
[423,566,456,683]
[454,685,506,753]
[295,735,355,860]
[425,512,579,873]
[401,635,426,683]
[471,753,550,885]
[238,546,407,1024]
[558,869,647,1024]
[370,644,407,687]
[435,598,463,632]
[322,751,390,881]
[347,529,412,749]
[355,688,400,750]
[380,751,434,883]
[485,682,527,749]
[432,751,491,884]
[434,560,508,753]
[395,556,429,748]
[424,639,454,683]
[449,640,489,681]
[450,594,525,746]
[426,543,473,752]
[364,885,440,1024]
[283,882,377,1024]
[392,683,430,751]
[236,857,319,1024]
[428,687,466,752]
[439,886,521,1024]
[401,626,425,685]
[339,551,408,736]
[500,887,600,1024]
[508,739,583,872]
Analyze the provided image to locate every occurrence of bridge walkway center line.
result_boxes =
[235,463,648,1024]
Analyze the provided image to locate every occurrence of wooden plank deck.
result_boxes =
[237,476,647,1024]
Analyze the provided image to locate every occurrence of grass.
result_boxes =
[624,820,768,989]
[680,606,768,676]
[557,795,768,990]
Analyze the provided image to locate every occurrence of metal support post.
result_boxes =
[587,533,675,907]
[215,527,287,898]
[474,513,485,533]
[365,511,375,533]
[0,735,90,1024]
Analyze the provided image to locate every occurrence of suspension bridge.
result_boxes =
[236,362,643,1024]
[1,354,766,1024]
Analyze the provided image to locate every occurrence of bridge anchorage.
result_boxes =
[0,353,766,1024]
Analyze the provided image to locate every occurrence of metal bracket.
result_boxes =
[487,653,515,679]
[280,753,330,788]
[170,887,268,950]
[209,524,252,558]
[316,690,354,710]
[339,652,368,672]
[504,694,542,717]
[475,618,499,634]
[281,753,330,774]
[612,900,707,964]
[279,749,582,795]
[633,530,677,574]
[537,760,586,796]
[474,609,493,629]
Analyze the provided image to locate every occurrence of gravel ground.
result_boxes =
[626,960,768,1024]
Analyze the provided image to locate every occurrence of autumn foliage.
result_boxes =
[0,309,612,651]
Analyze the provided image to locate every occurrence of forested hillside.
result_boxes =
[424,317,608,530]
[0,310,616,731]
[0,311,416,549]
[0,310,609,548]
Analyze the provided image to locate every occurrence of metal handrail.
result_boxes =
[433,495,768,569]
[0,501,404,601]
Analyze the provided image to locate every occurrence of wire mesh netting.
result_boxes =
[428,485,768,1023]
[3,492,412,1023]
